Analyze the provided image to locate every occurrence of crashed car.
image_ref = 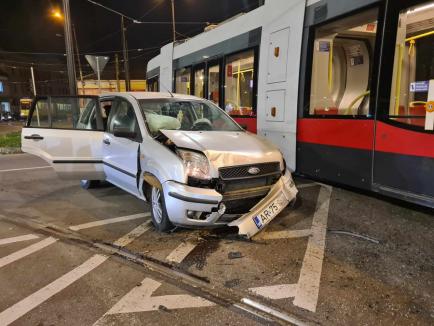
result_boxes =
[22,93,298,238]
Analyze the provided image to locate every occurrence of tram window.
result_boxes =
[147,76,159,92]
[194,68,205,98]
[175,67,191,95]
[224,50,255,116]
[208,64,220,105]
[309,8,379,116]
[388,1,434,130]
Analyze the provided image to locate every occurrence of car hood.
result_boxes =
[160,130,283,169]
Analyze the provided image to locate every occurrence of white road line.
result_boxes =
[254,229,311,241]
[112,221,152,248]
[0,254,108,326]
[0,223,146,326]
[0,237,58,269]
[293,186,331,312]
[0,166,51,173]
[105,278,214,315]
[165,241,197,264]
[249,284,297,300]
[69,213,150,231]
[0,234,39,246]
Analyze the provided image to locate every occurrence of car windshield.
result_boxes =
[138,99,243,136]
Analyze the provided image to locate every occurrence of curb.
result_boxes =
[0,147,23,155]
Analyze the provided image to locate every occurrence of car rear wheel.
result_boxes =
[150,186,173,232]
[80,180,100,190]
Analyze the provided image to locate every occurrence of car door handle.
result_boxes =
[24,134,44,140]
[103,139,111,145]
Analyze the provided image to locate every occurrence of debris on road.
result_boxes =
[228,251,243,259]
[328,229,380,244]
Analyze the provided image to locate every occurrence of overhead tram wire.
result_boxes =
[0,47,158,57]
[84,0,210,25]
[82,0,165,50]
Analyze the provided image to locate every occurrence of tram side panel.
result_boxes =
[256,0,307,172]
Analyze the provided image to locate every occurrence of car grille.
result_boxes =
[219,162,281,180]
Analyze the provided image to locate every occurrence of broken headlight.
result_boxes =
[177,149,211,180]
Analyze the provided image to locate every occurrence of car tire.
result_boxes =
[80,180,100,189]
[149,185,174,232]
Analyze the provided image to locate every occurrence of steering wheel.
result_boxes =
[192,119,213,131]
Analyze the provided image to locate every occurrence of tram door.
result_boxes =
[298,7,380,190]
[373,0,434,205]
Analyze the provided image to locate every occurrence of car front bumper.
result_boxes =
[162,169,298,237]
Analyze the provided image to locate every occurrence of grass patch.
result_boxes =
[0,132,21,148]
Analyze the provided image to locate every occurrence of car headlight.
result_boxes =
[177,149,211,180]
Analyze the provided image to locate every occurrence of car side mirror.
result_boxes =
[113,127,137,140]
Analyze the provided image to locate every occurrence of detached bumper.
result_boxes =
[229,169,298,238]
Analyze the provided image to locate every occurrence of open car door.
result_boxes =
[22,96,106,180]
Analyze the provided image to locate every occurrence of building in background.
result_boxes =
[77,80,146,95]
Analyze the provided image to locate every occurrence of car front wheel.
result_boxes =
[150,186,173,232]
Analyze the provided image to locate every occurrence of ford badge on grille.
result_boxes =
[248,167,261,175]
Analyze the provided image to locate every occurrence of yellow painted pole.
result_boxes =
[328,41,333,91]
[405,30,434,42]
[394,44,404,116]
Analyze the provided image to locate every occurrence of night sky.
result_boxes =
[0,0,260,79]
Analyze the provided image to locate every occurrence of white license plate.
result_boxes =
[252,195,285,230]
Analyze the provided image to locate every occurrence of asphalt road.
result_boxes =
[0,154,433,325]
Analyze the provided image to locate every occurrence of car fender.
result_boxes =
[139,139,186,187]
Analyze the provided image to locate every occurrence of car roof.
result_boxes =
[100,92,203,101]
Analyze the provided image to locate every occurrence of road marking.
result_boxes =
[165,240,197,264]
[249,284,297,300]
[105,278,214,315]
[293,186,331,312]
[112,221,152,248]
[0,234,39,246]
[254,229,311,241]
[0,237,57,269]
[0,254,108,326]
[0,221,149,326]
[0,166,51,173]
[69,213,150,231]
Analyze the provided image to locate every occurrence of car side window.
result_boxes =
[107,99,141,141]
[28,97,102,130]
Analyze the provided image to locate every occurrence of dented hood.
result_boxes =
[160,130,283,169]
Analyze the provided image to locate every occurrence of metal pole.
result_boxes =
[171,0,176,43]
[62,0,77,95]
[121,16,131,91]
[30,67,37,97]
[96,57,101,92]
[72,24,84,95]
[115,54,120,92]
[30,66,40,125]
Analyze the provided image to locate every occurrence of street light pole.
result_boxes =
[171,0,176,43]
[62,0,77,95]
[121,16,131,91]
[72,24,84,95]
